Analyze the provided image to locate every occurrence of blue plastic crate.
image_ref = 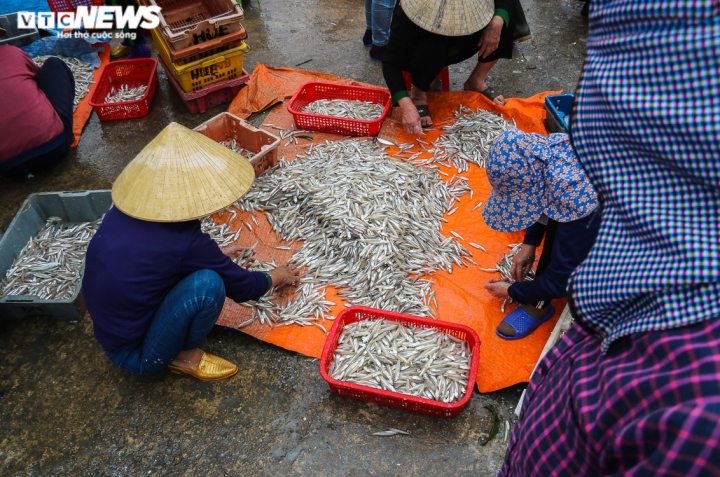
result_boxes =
[545,93,574,134]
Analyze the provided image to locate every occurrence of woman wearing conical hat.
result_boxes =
[82,123,300,381]
[382,0,516,135]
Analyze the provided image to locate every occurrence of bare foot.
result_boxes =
[409,87,432,127]
[170,348,204,370]
[464,79,506,105]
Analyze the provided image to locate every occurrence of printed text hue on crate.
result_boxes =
[148,0,251,108]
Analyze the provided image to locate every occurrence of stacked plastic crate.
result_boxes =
[151,0,250,113]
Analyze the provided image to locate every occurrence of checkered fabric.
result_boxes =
[568,0,720,351]
[499,1,720,475]
[500,320,720,476]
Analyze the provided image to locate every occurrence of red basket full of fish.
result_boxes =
[319,306,481,418]
[287,82,391,137]
[89,58,158,121]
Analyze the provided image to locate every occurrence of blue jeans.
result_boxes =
[365,0,396,46]
[103,270,226,375]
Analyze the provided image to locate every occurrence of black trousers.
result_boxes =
[2,58,75,176]
[532,219,558,308]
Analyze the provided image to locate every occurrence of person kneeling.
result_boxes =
[0,40,75,176]
[482,130,600,339]
[82,123,299,380]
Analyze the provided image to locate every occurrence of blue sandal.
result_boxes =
[496,304,556,340]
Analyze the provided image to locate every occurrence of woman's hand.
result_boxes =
[221,245,253,259]
[221,245,256,267]
[478,15,504,59]
[484,279,511,298]
[398,97,423,135]
[511,244,536,282]
[268,264,301,288]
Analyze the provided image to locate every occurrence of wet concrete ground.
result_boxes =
[0,0,588,475]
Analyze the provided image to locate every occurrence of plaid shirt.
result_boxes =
[500,320,720,476]
[568,0,720,351]
[500,1,720,475]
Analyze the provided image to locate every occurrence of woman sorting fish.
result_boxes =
[382,0,515,135]
[482,130,600,339]
[0,37,75,176]
[82,123,299,381]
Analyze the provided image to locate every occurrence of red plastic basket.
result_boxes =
[89,58,158,121]
[159,56,249,114]
[319,306,481,418]
[287,82,391,137]
[47,0,104,13]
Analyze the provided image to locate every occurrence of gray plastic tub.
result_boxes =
[0,13,40,48]
[0,191,112,320]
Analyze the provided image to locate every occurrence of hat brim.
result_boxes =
[112,122,256,222]
[483,187,544,232]
[401,0,495,36]
[542,136,599,223]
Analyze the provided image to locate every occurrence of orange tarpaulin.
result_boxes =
[71,42,111,147]
[219,64,562,393]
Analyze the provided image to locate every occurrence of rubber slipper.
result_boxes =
[416,104,431,119]
[496,304,556,340]
[480,86,504,103]
[413,104,432,128]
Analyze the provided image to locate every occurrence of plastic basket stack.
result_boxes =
[151,0,251,113]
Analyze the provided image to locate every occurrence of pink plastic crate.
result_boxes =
[193,112,280,177]
[159,56,248,114]
[319,306,481,418]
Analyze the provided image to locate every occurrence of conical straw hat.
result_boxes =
[401,0,494,36]
[112,122,255,222]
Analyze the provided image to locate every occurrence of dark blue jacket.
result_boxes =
[508,210,600,305]
[82,207,268,350]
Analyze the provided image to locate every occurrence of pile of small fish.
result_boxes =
[200,214,240,248]
[219,137,254,159]
[496,243,526,282]
[1,217,100,300]
[479,243,535,312]
[329,319,472,403]
[265,123,314,147]
[420,106,516,171]
[235,139,473,318]
[33,55,94,110]
[103,84,147,104]
[302,99,384,121]
[201,212,334,329]
[237,259,335,331]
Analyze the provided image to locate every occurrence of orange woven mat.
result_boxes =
[220,64,562,392]
[71,42,110,147]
